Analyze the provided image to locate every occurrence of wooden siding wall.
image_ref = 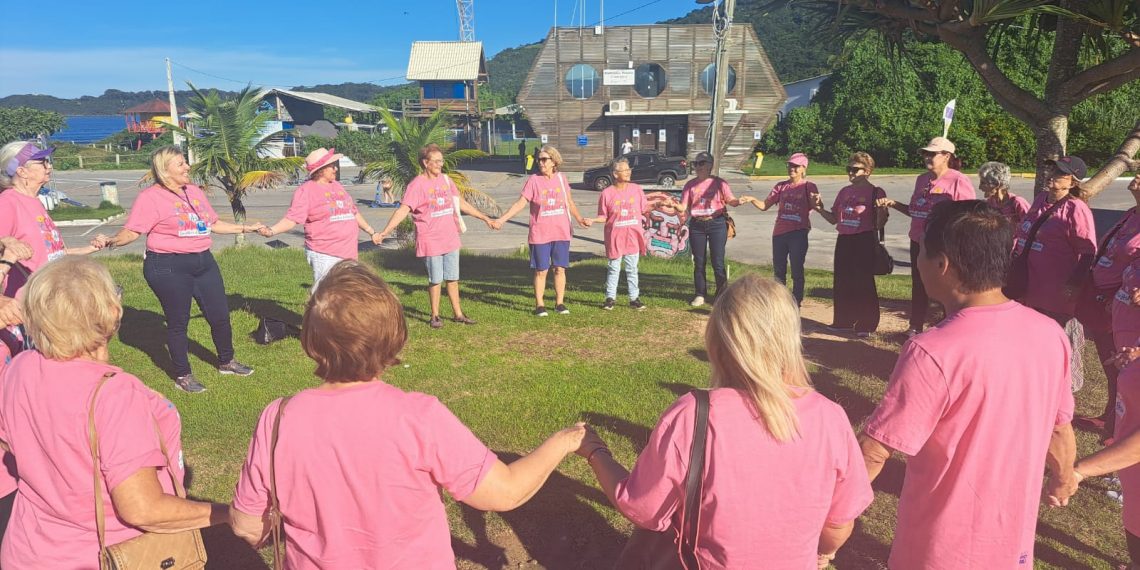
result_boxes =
[517,25,787,171]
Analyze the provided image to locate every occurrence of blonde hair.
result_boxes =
[301,261,407,382]
[849,151,875,174]
[539,145,563,171]
[150,145,185,191]
[23,257,122,360]
[705,274,811,442]
[0,141,30,189]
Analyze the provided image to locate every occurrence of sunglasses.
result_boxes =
[538,157,552,162]
[27,158,53,167]
[921,151,947,158]
[846,166,864,174]
[693,160,710,166]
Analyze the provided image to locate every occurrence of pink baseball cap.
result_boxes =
[4,143,55,177]
[787,153,809,167]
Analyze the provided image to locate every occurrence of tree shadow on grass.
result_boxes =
[453,452,626,570]
[118,306,217,379]
[200,523,270,569]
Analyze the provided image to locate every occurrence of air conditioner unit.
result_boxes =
[610,100,627,113]
[725,98,739,112]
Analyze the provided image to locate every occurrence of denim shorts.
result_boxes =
[424,249,460,284]
[529,241,570,271]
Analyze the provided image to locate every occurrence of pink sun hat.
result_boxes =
[304,147,344,173]
[787,153,809,168]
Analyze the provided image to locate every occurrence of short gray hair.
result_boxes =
[978,161,1011,189]
[612,157,630,171]
[0,141,29,190]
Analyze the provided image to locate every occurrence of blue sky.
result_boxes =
[0,0,706,98]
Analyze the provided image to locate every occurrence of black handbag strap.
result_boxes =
[869,186,886,243]
[1093,209,1133,264]
[1022,196,1070,251]
[678,389,710,567]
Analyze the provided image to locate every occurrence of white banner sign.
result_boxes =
[942,99,956,138]
[603,69,636,85]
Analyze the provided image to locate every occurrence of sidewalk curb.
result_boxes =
[54,212,125,227]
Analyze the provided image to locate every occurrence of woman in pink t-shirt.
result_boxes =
[587,157,653,310]
[577,274,872,568]
[230,261,586,569]
[0,257,227,569]
[877,137,976,336]
[1010,155,1096,324]
[744,152,818,305]
[0,141,100,297]
[259,148,383,291]
[978,161,1030,227]
[815,152,888,337]
[91,146,263,394]
[493,145,589,317]
[671,151,754,307]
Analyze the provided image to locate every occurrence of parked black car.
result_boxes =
[583,151,689,191]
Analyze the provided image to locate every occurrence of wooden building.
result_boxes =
[517,25,786,171]
[405,41,491,149]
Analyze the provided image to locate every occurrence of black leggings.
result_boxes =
[143,251,235,377]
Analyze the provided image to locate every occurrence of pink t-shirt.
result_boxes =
[765,180,819,236]
[232,381,497,570]
[832,184,887,235]
[284,180,360,260]
[1093,208,1140,290]
[864,302,1073,569]
[0,342,12,498]
[521,173,572,245]
[597,183,647,259]
[124,184,219,254]
[680,177,735,219]
[1111,259,1140,349]
[0,189,66,295]
[403,174,462,258]
[987,193,1031,228]
[613,388,872,569]
[0,352,184,569]
[1013,194,1097,316]
[907,170,976,242]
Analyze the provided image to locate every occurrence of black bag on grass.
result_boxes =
[253,318,289,345]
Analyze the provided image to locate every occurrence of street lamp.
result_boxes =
[698,0,735,177]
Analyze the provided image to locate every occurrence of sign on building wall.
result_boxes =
[632,129,640,138]
[659,129,667,141]
[577,135,588,147]
[541,134,549,143]
[603,69,636,85]
[687,133,695,143]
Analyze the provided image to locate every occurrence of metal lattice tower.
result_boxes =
[457,0,475,41]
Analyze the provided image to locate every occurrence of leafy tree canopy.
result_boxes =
[0,107,66,142]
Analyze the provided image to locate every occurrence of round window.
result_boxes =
[565,64,600,100]
[700,64,737,95]
[634,63,668,98]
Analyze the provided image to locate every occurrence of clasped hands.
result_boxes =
[0,237,33,264]
[487,217,593,231]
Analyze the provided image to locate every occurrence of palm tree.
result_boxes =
[174,83,303,222]
[361,109,499,215]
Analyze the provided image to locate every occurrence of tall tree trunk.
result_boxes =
[1032,115,1069,196]
[231,194,246,245]
[1084,119,1140,199]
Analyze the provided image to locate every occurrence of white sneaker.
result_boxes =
[690,296,705,307]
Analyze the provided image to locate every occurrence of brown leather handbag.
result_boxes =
[88,372,207,570]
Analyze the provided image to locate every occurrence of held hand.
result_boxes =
[812,194,825,211]
[1107,346,1140,370]
[580,218,594,228]
[246,222,266,233]
[817,552,836,569]
[875,197,894,208]
[552,422,588,456]
[1130,286,1140,307]
[483,218,497,231]
[574,425,609,458]
[1,237,33,260]
[0,296,22,327]
[257,227,274,238]
[88,234,110,252]
[371,232,383,245]
[1044,473,1078,507]
[575,216,590,229]
[489,219,504,231]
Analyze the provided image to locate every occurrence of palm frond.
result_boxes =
[238,170,287,191]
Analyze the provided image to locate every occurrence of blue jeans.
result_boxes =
[605,254,640,300]
[773,228,809,304]
[688,217,728,297]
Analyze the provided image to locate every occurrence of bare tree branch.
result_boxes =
[1063,48,1140,102]
[1084,119,1140,198]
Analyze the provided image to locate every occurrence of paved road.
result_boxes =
[42,166,1139,275]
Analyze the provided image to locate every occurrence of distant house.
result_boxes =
[516,25,787,171]
[123,100,181,145]
[777,74,830,120]
[258,89,383,157]
[405,41,491,149]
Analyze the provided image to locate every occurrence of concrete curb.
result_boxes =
[54,212,126,227]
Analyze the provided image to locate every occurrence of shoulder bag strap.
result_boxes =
[870,187,886,243]
[268,396,293,570]
[1094,210,1132,264]
[87,371,118,561]
[1024,196,1070,248]
[678,389,710,568]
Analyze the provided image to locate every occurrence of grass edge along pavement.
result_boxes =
[97,246,1123,569]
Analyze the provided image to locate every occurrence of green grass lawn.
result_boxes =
[99,247,1124,569]
[49,201,125,221]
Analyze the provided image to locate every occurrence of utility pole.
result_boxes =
[703,0,735,178]
[165,58,183,147]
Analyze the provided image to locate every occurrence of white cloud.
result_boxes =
[0,47,408,98]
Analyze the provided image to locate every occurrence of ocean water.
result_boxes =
[50,115,127,144]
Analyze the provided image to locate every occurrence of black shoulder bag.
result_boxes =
[615,389,709,570]
[1004,196,1069,300]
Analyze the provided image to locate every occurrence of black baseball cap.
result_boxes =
[1048,156,1088,179]
[693,152,713,163]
